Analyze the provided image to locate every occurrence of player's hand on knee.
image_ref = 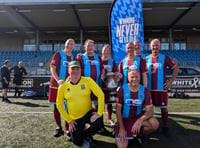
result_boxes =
[131,118,142,134]
[69,120,77,132]
[118,128,127,142]
[90,112,100,123]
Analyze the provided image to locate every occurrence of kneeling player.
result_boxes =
[115,70,159,148]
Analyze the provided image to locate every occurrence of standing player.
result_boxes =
[101,44,122,126]
[119,42,147,87]
[76,39,104,104]
[48,39,75,139]
[115,70,159,148]
[133,40,146,58]
[144,39,179,137]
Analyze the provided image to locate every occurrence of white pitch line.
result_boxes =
[154,112,200,115]
[0,111,200,115]
[0,111,52,114]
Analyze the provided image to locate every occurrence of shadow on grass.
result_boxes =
[147,114,200,148]
[97,114,200,148]
[22,96,48,100]
[12,101,49,108]
[5,96,48,100]
[169,114,200,126]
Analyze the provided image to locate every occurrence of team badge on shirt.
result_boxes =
[51,59,56,65]
[63,61,69,67]
[81,84,85,90]
[67,88,70,91]
[135,61,138,65]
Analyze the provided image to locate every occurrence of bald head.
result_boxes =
[126,42,135,55]
[133,41,141,56]
[65,38,75,45]
[64,38,75,52]
[18,61,23,67]
[4,60,11,67]
[84,39,95,55]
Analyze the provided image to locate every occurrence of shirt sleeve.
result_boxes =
[1,67,8,78]
[165,55,176,69]
[22,67,27,75]
[76,54,84,76]
[116,87,123,105]
[118,61,123,74]
[56,82,73,123]
[88,77,105,116]
[98,55,104,73]
[0,67,5,78]
[51,52,60,67]
[9,66,15,72]
[143,88,152,108]
[140,58,147,74]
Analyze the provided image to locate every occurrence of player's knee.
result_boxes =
[90,116,103,130]
[72,138,82,147]
[153,119,159,130]
[150,118,159,131]
[116,140,128,148]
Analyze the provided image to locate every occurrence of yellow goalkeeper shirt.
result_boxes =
[56,76,104,123]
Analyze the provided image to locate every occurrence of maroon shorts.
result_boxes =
[115,115,142,140]
[151,91,168,108]
[48,87,58,104]
[102,89,111,104]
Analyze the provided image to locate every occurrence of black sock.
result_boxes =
[18,91,22,96]
[15,88,18,96]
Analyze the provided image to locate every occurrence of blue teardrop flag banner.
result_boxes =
[109,0,144,64]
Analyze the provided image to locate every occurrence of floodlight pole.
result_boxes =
[36,30,39,51]
[80,29,83,51]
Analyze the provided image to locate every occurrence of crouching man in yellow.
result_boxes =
[56,61,105,148]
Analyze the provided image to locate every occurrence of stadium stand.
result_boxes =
[160,49,200,66]
[146,49,200,67]
[0,51,54,65]
[0,51,55,74]
[1,49,199,75]
[0,49,87,75]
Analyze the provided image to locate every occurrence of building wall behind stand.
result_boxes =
[144,32,200,50]
[0,31,200,52]
[187,34,200,49]
[0,35,25,51]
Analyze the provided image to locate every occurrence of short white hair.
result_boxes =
[150,39,160,46]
